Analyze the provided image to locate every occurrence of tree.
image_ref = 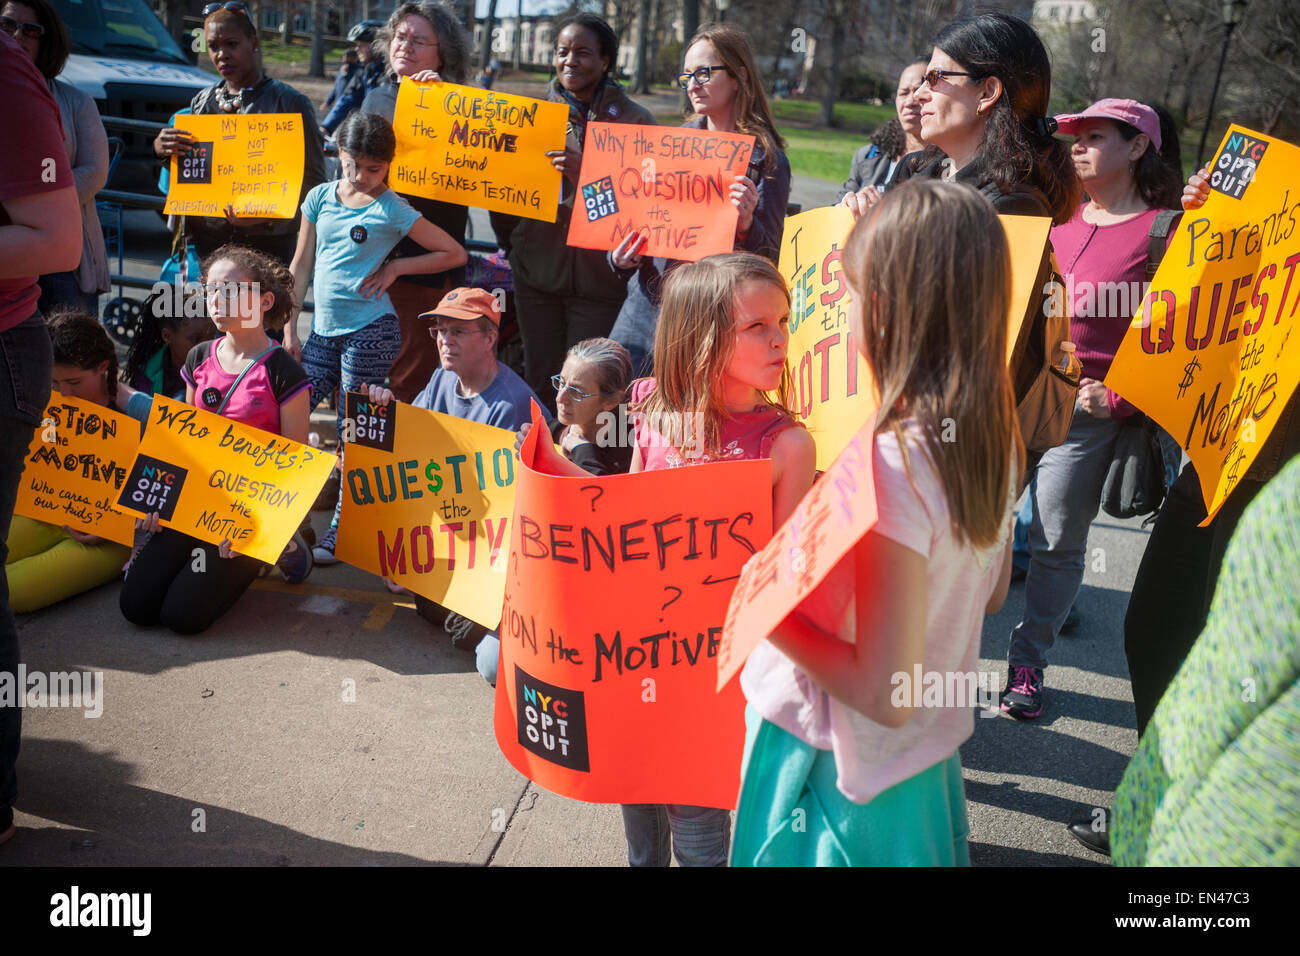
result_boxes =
[309,0,326,77]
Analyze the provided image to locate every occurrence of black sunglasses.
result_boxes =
[923,69,974,88]
[202,1,253,21]
[677,65,731,90]
[0,15,45,39]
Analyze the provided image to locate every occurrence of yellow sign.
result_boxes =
[1106,125,1300,522]
[14,396,141,546]
[163,113,306,219]
[782,207,1051,469]
[391,80,568,221]
[115,396,337,563]
[333,394,518,629]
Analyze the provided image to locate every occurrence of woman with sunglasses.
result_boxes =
[508,12,654,417]
[609,23,791,375]
[359,1,473,404]
[848,13,1081,423]
[2,0,109,318]
[152,2,327,267]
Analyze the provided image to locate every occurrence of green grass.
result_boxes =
[778,125,868,182]
[769,99,895,133]
[258,41,353,67]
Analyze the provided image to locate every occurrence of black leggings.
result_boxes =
[120,529,263,635]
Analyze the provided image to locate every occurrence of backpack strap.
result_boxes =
[213,341,279,417]
[1146,209,1180,279]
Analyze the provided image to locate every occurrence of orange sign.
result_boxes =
[566,123,754,261]
[717,416,877,689]
[163,113,305,219]
[494,404,772,807]
[14,396,141,546]
[781,207,1051,469]
[391,80,568,220]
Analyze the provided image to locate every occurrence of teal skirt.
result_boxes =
[731,706,971,867]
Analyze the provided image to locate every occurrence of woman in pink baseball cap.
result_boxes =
[1000,97,1183,745]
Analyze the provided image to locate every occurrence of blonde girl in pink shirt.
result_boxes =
[734,179,1023,866]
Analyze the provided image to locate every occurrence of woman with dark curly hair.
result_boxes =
[847,14,1082,412]
[361,1,474,402]
[836,56,928,202]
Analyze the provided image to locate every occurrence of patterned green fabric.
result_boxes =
[1114,456,1300,866]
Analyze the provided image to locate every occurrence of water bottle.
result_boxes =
[1056,341,1082,386]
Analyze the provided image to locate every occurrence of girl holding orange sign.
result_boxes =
[732,180,1021,866]
[622,253,815,867]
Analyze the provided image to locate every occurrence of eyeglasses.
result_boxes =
[0,15,45,38]
[392,31,438,51]
[551,375,597,402]
[922,69,974,88]
[677,65,731,90]
[202,1,253,21]
[430,324,482,341]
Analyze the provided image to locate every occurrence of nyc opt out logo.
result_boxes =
[118,455,187,520]
[514,666,589,772]
[1210,131,1268,200]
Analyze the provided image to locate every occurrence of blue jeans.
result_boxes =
[476,634,499,686]
[620,803,731,866]
[0,312,55,810]
[1007,405,1120,671]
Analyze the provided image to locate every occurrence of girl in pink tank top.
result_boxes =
[622,252,817,866]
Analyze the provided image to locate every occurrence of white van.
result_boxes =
[51,0,214,190]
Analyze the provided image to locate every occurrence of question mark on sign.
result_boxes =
[659,585,682,621]
[580,484,604,512]
[512,551,520,583]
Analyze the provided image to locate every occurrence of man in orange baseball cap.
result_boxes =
[407,287,547,430]
[360,288,549,670]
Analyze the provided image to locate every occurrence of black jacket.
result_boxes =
[892,150,1054,403]
[509,78,656,302]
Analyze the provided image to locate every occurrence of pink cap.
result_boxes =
[1055,98,1161,152]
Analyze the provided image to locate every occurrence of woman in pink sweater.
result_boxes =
[1000,99,1184,722]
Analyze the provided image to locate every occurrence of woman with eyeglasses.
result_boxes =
[849,14,1081,413]
[2,0,109,319]
[152,1,327,267]
[508,12,655,417]
[359,1,473,404]
[608,23,791,376]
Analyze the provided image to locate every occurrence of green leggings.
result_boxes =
[6,516,128,613]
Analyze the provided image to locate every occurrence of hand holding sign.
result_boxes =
[495,402,771,806]
[567,123,756,261]
[164,113,306,219]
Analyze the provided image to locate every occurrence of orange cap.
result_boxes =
[418,287,501,326]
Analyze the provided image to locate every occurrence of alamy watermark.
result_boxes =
[0,666,103,718]
[891,665,1003,716]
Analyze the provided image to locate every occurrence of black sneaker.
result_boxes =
[1000,665,1044,720]
[276,531,313,584]
[1059,603,1082,634]
[0,804,14,846]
